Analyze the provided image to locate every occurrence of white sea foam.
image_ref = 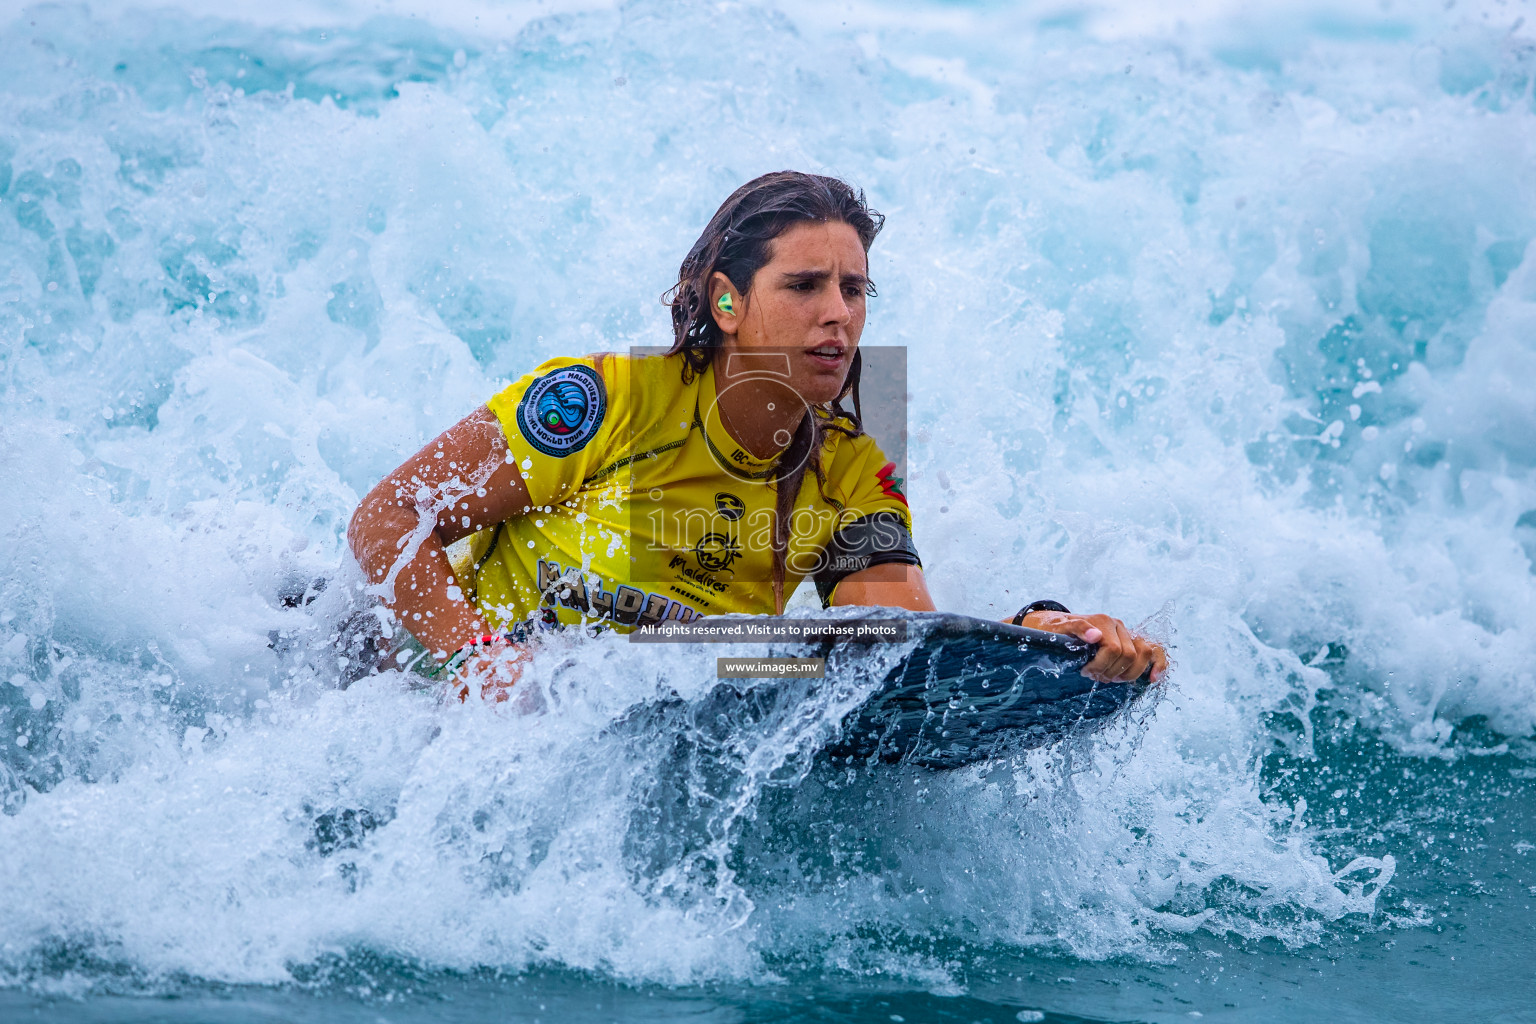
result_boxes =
[0,0,1532,991]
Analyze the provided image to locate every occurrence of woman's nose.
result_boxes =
[820,290,852,326]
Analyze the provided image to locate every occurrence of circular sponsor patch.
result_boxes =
[516,364,606,457]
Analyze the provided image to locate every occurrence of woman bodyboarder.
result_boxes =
[347,171,1166,695]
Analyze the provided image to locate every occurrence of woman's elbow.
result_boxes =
[346,494,382,572]
[348,485,408,575]
[346,500,370,559]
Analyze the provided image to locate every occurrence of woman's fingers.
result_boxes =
[1011,608,1170,684]
[1033,613,1132,680]
[446,645,529,703]
[1098,618,1136,681]
[1112,633,1168,683]
[1117,620,1156,681]
[479,651,527,701]
[1082,616,1123,681]
[1080,616,1111,681]
[1037,612,1101,644]
[1080,615,1168,683]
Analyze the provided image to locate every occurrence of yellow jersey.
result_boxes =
[461,351,919,632]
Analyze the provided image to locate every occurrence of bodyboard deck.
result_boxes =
[703,611,1153,770]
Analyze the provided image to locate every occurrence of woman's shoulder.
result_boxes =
[495,349,692,405]
[600,348,693,390]
[818,422,911,521]
[484,350,682,448]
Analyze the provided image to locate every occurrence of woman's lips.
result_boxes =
[803,345,847,371]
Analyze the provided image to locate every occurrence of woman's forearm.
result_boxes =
[348,497,490,660]
[347,406,535,663]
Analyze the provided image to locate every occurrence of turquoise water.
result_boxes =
[1,0,1534,1020]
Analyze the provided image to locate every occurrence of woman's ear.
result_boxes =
[709,271,740,334]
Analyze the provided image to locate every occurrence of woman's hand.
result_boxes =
[449,642,531,704]
[1021,609,1167,684]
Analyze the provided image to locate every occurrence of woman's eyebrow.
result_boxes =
[780,269,870,287]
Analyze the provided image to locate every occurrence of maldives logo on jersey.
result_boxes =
[516,365,606,457]
[876,462,908,506]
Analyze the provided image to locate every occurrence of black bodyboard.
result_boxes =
[826,613,1150,768]
[699,612,1154,770]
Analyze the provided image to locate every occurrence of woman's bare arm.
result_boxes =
[347,406,532,663]
[830,562,937,612]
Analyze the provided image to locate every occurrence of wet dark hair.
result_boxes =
[663,171,885,611]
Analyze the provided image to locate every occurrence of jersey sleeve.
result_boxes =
[485,354,627,509]
[814,429,922,606]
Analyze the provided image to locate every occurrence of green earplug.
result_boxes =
[716,292,734,315]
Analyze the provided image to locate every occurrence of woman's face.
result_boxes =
[713,219,868,406]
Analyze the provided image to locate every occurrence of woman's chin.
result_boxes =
[800,383,846,407]
[791,369,850,407]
